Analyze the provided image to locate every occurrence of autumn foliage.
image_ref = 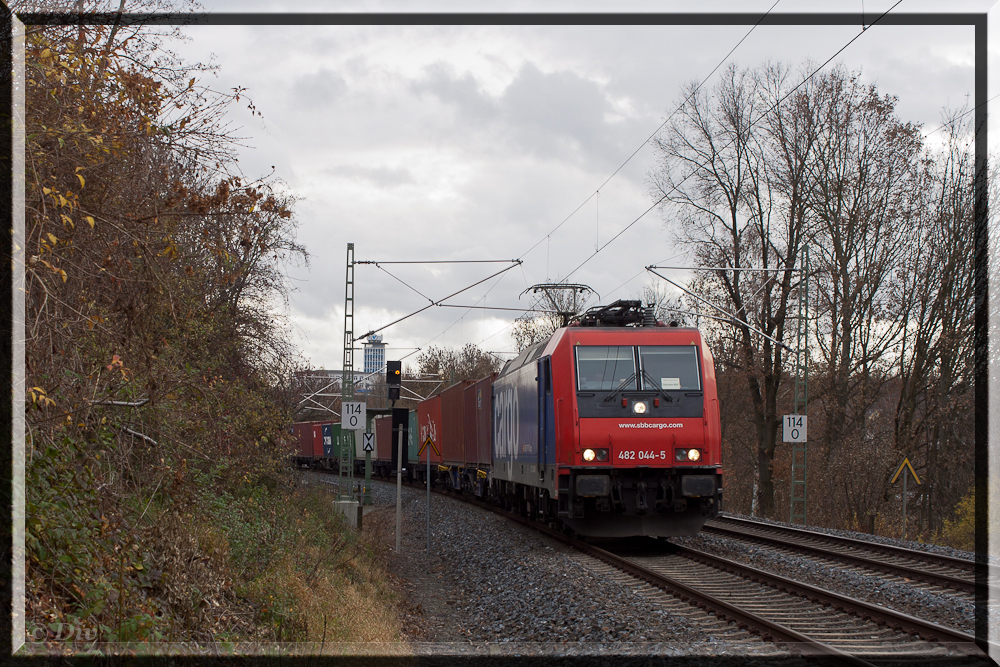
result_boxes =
[14,17,400,648]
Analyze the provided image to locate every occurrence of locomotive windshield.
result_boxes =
[575,345,701,392]
[575,346,636,391]
[638,346,701,391]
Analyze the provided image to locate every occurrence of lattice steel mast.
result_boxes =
[789,245,810,524]
[340,243,356,500]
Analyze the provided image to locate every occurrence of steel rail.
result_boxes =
[712,514,1000,599]
[702,522,978,595]
[714,515,997,581]
[669,543,979,649]
[577,543,881,665]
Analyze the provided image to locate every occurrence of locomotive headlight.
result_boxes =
[687,449,701,462]
[632,401,648,415]
[675,448,702,462]
[582,448,609,463]
[583,448,597,462]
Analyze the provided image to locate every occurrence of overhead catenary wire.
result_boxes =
[647,266,792,352]
[560,0,904,283]
[649,265,800,272]
[437,304,560,313]
[356,260,519,264]
[414,3,784,351]
[476,253,669,348]
[594,252,687,307]
[354,261,522,342]
[360,259,521,344]
[421,270,518,348]
[516,0,782,264]
[374,263,435,303]
[921,92,1000,138]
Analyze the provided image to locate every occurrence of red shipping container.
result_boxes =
[439,381,474,465]
[463,385,477,467]
[474,375,495,467]
[292,422,313,458]
[311,422,324,458]
[417,394,443,465]
[375,415,393,463]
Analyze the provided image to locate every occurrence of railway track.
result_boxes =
[315,472,989,662]
[703,515,994,599]
[607,539,983,665]
[444,494,985,664]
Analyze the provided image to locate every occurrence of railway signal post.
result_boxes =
[891,457,921,540]
[387,360,401,401]
[362,428,374,506]
[419,435,439,552]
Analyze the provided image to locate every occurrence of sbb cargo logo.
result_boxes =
[494,386,519,459]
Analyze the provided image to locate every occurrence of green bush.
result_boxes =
[940,488,975,551]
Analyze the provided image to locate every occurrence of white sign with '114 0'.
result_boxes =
[342,402,367,431]
[783,414,807,442]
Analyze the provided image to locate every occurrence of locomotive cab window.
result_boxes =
[638,346,701,391]
[575,346,637,391]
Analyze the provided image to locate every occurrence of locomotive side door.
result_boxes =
[537,357,555,483]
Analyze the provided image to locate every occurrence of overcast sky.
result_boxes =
[163,1,990,370]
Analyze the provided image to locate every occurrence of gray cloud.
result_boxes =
[410,62,496,120]
[290,68,348,107]
[498,63,614,158]
[409,60,650,170]
[323,164,416,187]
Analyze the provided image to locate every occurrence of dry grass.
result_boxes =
[230,481,409,653]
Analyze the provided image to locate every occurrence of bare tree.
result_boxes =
[649,61,979,534]
[416,344,502,384]
[510,286,589,352]
[890,109,976,534]
[649,63,811,518]
[802,68,924,525]
[636,282,693,325]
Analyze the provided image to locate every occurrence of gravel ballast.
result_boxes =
[674,531,975,633]
[361,479,785,658]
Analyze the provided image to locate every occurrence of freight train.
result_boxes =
[292,300,723,538]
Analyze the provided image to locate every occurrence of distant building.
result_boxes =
[363,334,386,376]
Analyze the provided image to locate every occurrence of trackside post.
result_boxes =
[427,437,431,552]
[396,428,403,554]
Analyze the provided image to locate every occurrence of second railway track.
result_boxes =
[606,538,982,665]
[702,515,992,600]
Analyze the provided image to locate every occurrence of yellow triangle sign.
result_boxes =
[890,457,921,485]
[419,436,440,457]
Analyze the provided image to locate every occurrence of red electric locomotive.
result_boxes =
[490,300,722,538]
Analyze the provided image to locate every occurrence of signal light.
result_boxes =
[387,360,401,386]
